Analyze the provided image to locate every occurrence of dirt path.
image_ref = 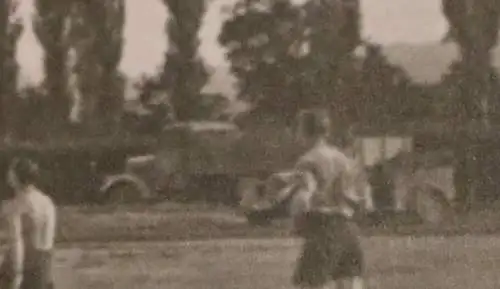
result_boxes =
[51,236,500,289]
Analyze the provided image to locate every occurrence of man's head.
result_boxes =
[333,127,356,151]
[7,157,40,190]
[296,109,331,143]
[296,109,357,150]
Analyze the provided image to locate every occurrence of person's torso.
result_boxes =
[295,141,358,215]
[16,189,56,252]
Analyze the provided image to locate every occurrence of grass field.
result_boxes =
[1,201,500,288]
[53,201,500,244]
[50,202,500,289]
[53,236,500,289]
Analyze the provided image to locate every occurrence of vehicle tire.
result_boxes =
[412,185,454,225]
[105,181,142,204]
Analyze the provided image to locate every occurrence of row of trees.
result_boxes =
[0,0,223,139]
[0,0,128,137]
[2,0,500,139]
[219,0,500,129]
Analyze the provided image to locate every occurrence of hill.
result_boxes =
[384,42,500,84]
[209,42,500,92]
[106,42,500,117]
[383,43,459,84]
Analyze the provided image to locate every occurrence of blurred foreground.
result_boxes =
[43,236,500,289]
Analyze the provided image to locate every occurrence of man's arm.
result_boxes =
[340,161,367,215]
[7,213,23,289]
[42,199,57,250]
[289,170,317,217]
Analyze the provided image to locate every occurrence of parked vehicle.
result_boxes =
[124,119,308,205]
[125,121,244,204]
[0,133,157,204]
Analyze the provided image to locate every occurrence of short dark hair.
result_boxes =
[299,109,331,139]
[332,129,355,148]
[10,157,40,186]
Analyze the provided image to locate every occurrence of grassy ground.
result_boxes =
[46,201,500,288]
[0,201,498,288]
[52,201,500,244]
[54,236,500,289]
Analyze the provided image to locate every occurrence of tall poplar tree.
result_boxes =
[161,0,209,121]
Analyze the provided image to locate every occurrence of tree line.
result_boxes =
[220,0,500,129]
[0,0,499,140]
[0,0,218,139]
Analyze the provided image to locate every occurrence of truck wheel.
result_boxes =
[412,185,454,225]
[105,182,142,204]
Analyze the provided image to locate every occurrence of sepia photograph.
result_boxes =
[0,0,498,288]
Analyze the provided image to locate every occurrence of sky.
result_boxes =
[15,0,448,86]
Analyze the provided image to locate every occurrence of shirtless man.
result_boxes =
[0,157,56,289]
[290,110,366,289]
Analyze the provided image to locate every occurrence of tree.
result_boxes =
[441,0,500,210]
[11,85,48,140]
[197,93,230,120]
[441,0,500,123]
[0,0,23,134]
[122,74,174,134]
[71,0,125,130]
[161,0,209,121]
[33,0,72,127]
[219,0,306,123]
[220,0,362,125]
[93,0,125,126]
[302,0,361,124]
[359,43,415,123]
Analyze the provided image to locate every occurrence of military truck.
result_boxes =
[0,132,157,204]
[125,119,307,205]
[236,117,461,226]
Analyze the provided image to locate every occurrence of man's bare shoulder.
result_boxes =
[320,144,352,164]
[26,188,56,214]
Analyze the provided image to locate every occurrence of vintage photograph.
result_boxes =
[0,0,497,288]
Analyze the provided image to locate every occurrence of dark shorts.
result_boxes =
[292,212,364,288]
[0,249,54,289]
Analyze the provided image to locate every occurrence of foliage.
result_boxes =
[441,0,500,122]
[220,0,362,125]
[0,0,23,133]
[122,74,174,134]
[70,0,125,129]
[161,0,209,121]
[300,0,361,124]
[197,93,230,120]
[8,85,52,140]
[219,0,305,122]
[358,43,419,123]
[33,0,72,126]
[441,0,500,210]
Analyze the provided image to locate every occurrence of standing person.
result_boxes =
[290,110,367,289]
[0,157,56,289]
